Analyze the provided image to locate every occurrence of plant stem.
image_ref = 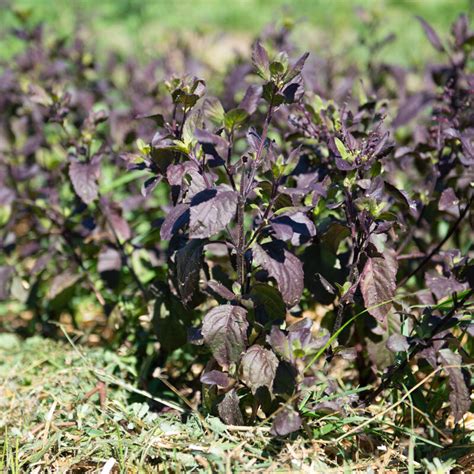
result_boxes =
[398,197,472,288]
[361,288,473,406]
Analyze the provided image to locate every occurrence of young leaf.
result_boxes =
[240,345,278,394]
[334,137,354,163]
[252,41,270,80]
[360,249,398,322]
[252,242,304,307]
[285,52,309,83]
[416,16,445,52]
[201,305,248,369]
[224,108,248,131]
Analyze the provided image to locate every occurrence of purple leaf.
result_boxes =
[438,349,471,423]
[160,203,190,240]
[438,188,459,213]
[386,334,410,353]
[201,305,248,369]
[194,128,228,150]
[285,52,310,82]
[268,326,292,361]
[200,370,231,388]
[425,273,467,300]
[392,92,433,128]
[103,201,132,241]
[270,408,302,436]
[270,211,316,245]
[217,389,244,425]
[206,280,236,301]
[452,14,469,47]
[189,189,238,239]
[360,249,398,322]
[416,16,445,52]
[175,239,204,304]
[239,85,262,115]
[246,127,262,152]
[142,176,161,197]
[252,42,270,79]
[252,242,304,307]
[98,248,121,273]
[240,345,278,394]
[47,271,81,300]
[69,155,101,205]
[313,400,345,414]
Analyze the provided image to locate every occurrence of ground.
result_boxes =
[1,333,471,472]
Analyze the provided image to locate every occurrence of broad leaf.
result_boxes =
[189,189,238,239]
[217,389,244,425]
[439,349,471,423]
[240,345,278,394]
[69,155,101,205]
[200,370,231,388]
[239,85,262,115]
[270,211,316,245]
[160,203,190,240]
[249,283,286,325]
[175,239,204,304]
[252,242,304,307]
[270,408,302,436]
[386,334,409,353]
[47,271,81,300]
[224,108,248,131]
[202,305,248,369]
[360,249,398,322]
[98,248,121,273]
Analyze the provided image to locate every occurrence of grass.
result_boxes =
[1,0,471,65]
[1,332,473,472]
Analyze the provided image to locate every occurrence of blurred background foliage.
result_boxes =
[1,0,472,66]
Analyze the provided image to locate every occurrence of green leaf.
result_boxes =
[204,97,225,125]
[224,108,248,131]
[248,283,286,324]
[270,60,285,77]
[334,137,354,162]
